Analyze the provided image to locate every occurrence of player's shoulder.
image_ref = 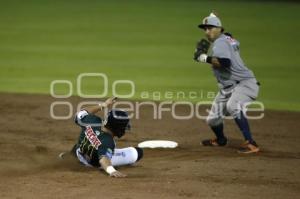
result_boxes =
[74,110,102,127]
[214,34,230,44]
[223,34,239,45]
[212,35,229,53]
[76,110,101,121]
[214,34,239,48]
[76,110,89,120]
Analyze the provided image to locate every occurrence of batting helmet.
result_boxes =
[103,109,130,138]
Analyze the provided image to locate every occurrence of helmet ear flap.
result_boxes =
[116,129,126,138]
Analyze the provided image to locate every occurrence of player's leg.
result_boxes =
[111,147,143,167]
[202,92,229,146]
[226,79,260,153]
[74,146,143,167]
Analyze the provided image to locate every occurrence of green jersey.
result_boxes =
[74,110,115,167]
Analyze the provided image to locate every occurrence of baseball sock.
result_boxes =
[211,123,227,142]
[234,111,253,142]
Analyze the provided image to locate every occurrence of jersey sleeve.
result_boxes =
[74,110,89,127]
[74,110,102,128]
[212,40,231,59]
[97,135,115,160]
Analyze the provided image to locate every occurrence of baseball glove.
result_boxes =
[193,39,210,61]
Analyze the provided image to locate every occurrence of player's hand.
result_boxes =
[198,54,208,63]
[110,170,127,178]
[102,97,118,108]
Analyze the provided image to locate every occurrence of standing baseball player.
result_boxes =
[194,13,260,153]
[71,97,143,177]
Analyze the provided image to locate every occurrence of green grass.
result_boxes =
[0,0,300,111]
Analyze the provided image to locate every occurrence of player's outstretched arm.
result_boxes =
[99,156,127,178]
[85,97,117,114]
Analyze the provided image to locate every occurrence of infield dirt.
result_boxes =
[0,93,299,199]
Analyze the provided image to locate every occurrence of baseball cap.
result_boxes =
[198,13,222,29]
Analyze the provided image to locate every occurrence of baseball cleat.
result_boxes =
[238,141,260,154]
[201,138,227,146]
[240,140,250,148]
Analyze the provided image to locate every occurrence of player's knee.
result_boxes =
[111,147,143,167]
[134,147,143,162]
[206,116,222,127]
[226,101,240,118]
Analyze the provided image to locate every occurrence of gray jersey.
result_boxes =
[210,34,255,88]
